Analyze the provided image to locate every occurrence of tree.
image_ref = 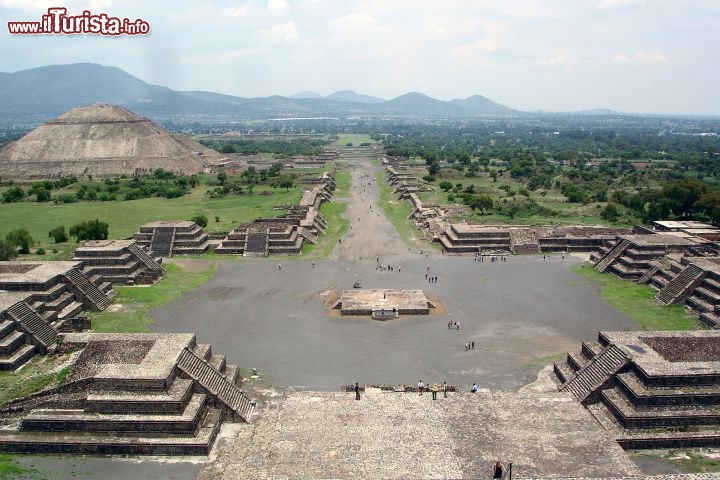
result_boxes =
[48,225,69,243]
[2,186,26,203]
[69,219,109,242]
[0,240,18,261]
[468,195,494,214]
[191,214,208,228]
[217,171,228,186]
[439,181,453,192]
[601,203,620,222]
[427,162,440,176]
[278,177,294,191]
[6,228,35,254]
[35,187,51,202]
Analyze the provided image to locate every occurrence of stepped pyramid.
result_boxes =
[0,104,223,179]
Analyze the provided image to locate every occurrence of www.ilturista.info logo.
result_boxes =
[8,7,150,35]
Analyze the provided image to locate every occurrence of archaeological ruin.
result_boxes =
[0,104,224,180]
[135,221,212,258]
[0,261,111,370]
[72,239,165,285]
[0,332,254,455]
[554,330,720,449]
[215,173,335,256]
[334,289,435,318]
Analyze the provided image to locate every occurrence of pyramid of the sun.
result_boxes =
[0,104,222,179]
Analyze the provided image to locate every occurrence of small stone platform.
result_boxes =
[0,332,255,456]
[335,289,434,317]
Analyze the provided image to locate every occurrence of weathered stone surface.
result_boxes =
[202,389,639,479]
[0,104,223,179]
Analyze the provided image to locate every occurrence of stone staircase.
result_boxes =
[64,268,112,310]
[637,265,659,284]
[128,242,164,272]
[6,302,58,351]
[0,319,36,371]
[560,345,629,403]
[244,230,268,257]
[594,239,630,273]
[177,348,255,422]
[656,264,705,305]
[150,226,175,257]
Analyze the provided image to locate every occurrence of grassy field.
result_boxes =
[375,170,417,247]
[89,262,217,333]
[302,169,351,258]
[335,134,375,146]
[0,355,70,407]
[2,187,303,253]
[408,163,640,227]
[572,265,699,330]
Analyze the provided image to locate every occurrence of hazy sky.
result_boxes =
[1,0,718,114]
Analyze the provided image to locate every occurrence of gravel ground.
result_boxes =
[151,159,636,391]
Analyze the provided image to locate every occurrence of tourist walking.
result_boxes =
[471,383,478,393]
[417,380,425,395]
[431,383,438,400]
[471,341,475,349]
[443,381,448,398]
[355,382,361,401]
[493,460,504,479]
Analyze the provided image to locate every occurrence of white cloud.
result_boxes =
[259,21,299,45]
[613,50,669,64]
[635,50,669,64]
[221,4,251,18]
[266,0,289,15]
[597,0,644,9]
[329,13,378,31]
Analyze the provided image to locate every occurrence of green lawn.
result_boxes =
[410,164,640,227]
[89,262,217,333]
[302,168,351,258]
[335,134,375,146]
[663,452,720,473]
[375,170,416,247]
[0,356,70,407]
[2,186,306,261]
[572,265,699,330]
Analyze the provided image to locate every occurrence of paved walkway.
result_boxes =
[201,385,639,479]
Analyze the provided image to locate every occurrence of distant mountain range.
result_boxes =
[0,63,522,123]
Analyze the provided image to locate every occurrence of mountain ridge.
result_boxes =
[0,63,522,122]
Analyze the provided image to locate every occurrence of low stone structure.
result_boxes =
[590,233,711,279]
[554,330,720,449]
[588,232,720,325]
[0,332,254,455]
[436,223,628,255]
[0,261,110,370]
[646,257,720,328]
[334,289,435,317]
[73,239,164,285]
[215,173,335,256]
[134,221,211,258]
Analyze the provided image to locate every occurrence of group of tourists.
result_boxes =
[447,320,460,330]
[474,253,508,263]
[465,340,475,351]
[416,380,449,400]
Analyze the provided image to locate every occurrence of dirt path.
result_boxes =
[331,157,414,272]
